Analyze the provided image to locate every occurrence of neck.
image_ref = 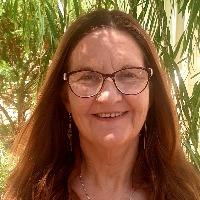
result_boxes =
[79,137,139,193]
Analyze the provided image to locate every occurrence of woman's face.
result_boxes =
[63,28,149,148]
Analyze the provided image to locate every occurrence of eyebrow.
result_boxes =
[121,64,138,69]
[70,66,93,71]
[70,64,138,72]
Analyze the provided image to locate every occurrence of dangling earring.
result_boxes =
[68,113,73,151]
[144,122,147,150]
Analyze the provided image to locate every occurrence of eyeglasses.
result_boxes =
[63,67,153,98]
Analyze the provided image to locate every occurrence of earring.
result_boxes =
[68,113,73,151]
[144,122,147,150]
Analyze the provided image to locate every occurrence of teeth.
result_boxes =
[96,112,124,118]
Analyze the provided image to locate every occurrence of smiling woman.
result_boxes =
[63,29,150,152]
[3,9,200,200]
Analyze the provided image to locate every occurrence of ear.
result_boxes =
[60,86,71,113]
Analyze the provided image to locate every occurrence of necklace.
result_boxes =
[79,174,135,200]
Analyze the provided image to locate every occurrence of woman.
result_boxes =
[4,9,200,200]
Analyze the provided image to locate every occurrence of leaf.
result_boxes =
[73,0,81,17]
[174,32,184,58]
[191,72,200,79]
[45,1,59,49]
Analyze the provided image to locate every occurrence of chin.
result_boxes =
[97,132,135,148]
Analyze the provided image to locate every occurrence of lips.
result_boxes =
[93,111,128,118]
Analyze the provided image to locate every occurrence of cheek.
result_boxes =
[67,90,93,122]
[125,93,149,137]
[68,94,96,139]
[125,89,149,122]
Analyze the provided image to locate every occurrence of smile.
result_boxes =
[94,112,127,118]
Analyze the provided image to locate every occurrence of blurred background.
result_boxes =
[0,0,199,195]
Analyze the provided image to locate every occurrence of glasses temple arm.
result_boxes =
[148,68,153,77]
[63,73,67,80]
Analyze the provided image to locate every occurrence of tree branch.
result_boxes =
[0,103,15,131]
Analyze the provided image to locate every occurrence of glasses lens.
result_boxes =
[69,71,102,97]
[115,68,149,94]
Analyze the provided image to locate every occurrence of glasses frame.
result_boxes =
[63,67,153,98]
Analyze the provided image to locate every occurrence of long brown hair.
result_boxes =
[4,9,200,200]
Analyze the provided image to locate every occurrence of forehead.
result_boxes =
[69,28,145,72]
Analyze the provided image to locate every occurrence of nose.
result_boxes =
[95,78,123,103]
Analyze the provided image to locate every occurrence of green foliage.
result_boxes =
[161,44,200,169]
[0,141,16,195]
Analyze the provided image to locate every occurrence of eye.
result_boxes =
[71,71,102,86]
[79,74,94,80]
[122,72,137,78]
[117,71,138,81]
[116,68,148,82]
[79,73,99,81]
